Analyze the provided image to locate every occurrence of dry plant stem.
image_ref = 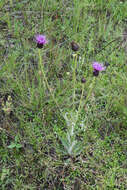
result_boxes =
[96,37,121,54]
[38,49,62,114]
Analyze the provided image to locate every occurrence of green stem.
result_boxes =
[72,54,77,109]
[6,12,11,31]
[77,83,85,117]
[10,0,13,6]
[84,77,95,107]
[76,77,96,123]
[38,49,62,114]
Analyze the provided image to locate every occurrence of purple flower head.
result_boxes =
[35,34,47,48]
[92,62,105,71]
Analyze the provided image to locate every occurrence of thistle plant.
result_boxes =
[60,78,96,156]
[36,36,105,156]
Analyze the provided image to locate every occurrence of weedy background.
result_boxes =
[0,0,127,189]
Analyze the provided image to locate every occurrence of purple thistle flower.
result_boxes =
[35,34,47,48]
[92,62,105,77]
[92,62,105,71]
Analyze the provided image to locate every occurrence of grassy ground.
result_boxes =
[0,0,127,189]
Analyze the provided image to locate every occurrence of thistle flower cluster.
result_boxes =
[35,34,106,78]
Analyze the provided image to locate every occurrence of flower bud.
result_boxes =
[81,77,86,83]
[93,70,99,76]
[71,41,79,51]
